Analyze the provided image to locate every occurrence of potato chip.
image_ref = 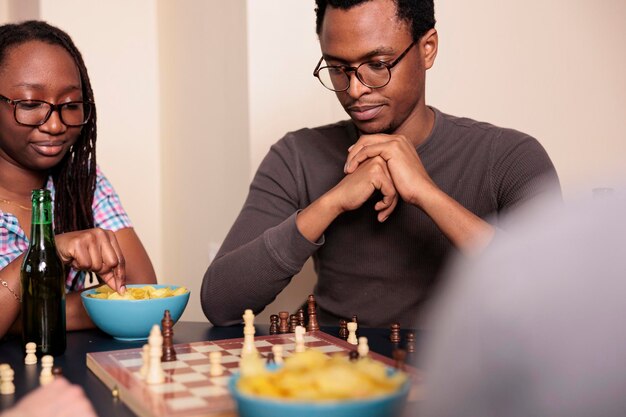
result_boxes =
[86,285,189,300]
[237,349,407,401]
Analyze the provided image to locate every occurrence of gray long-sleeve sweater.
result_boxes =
[201,108,561,327]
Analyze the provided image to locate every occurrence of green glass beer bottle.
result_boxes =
[20,189,66,356]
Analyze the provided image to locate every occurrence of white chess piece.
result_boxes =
[39,355,54,386]
[139,344,150,378]
[241,309,257,357]
[24,342,37,365]
[209,351,223,377]
[271,345,284,365]
[357,337,369,358]
[347,321,358,345]
[295,325,306,353]
[146,325,165,384]
[0,365,15,395]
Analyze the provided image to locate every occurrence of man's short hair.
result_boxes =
[315,0,436,42]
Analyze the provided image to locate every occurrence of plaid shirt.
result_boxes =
[0,166,132,291]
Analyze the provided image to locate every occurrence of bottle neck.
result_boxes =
[30,193,56,248]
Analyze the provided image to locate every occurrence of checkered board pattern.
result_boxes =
[86,330,416,417]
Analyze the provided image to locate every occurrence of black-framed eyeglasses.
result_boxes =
[0,94,93,127]
[313,41,416,92]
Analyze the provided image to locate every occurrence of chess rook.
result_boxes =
[306,294,319,331]
[161,310,177,362]
[346,321,358,345]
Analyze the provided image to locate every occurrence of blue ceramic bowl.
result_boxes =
[228,370,410,417]
[81,284,190,341]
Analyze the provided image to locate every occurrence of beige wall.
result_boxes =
[37,0,163,281]
[2,1,625,323]
[157,0,250,323]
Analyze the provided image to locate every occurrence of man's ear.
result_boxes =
[421,28,438,70]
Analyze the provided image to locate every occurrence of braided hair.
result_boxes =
[0,20,97,235]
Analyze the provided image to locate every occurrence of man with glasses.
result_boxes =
[202,0,561,327]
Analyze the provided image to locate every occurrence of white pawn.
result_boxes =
[347,321,358,345]
[209,351,223,377]
[294,325,306,353]
[146,324,165,384]
[271,345,284,365]
[40,355,54,386]
[0,365,15,395]
[24,342,37,365]
[139,344,149,378]
[357,337,369,358]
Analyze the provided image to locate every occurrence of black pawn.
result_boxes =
[338,319,348,340]
[266,352,276,365]
[278,311,290,333]
[348,350,359,362]
[392,348,407,371]
[405,332,415,353]
[289,314,298,333]
[390,322,401,344]
[269,314,279,335]
[297,308,305,327]
[52,366,63,379]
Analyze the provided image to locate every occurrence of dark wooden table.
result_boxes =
[0,322,420,416]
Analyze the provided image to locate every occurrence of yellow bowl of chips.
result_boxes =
[81,284,190,341]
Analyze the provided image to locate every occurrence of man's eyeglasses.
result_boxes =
[313,41,416,92]
[0,94,92,127]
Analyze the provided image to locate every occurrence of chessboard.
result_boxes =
[86,330,418,417]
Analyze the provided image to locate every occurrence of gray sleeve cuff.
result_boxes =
[263,211,324,272]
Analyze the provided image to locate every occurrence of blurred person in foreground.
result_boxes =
[0,377,96,417]
[202,0,561,327]
[419,191,626,417]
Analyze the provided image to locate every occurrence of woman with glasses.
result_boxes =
[0,21,156,339]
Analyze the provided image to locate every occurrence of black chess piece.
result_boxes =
[306,294,319,331]
[405,332,415,353]
[289,314,298,333]
[269,314,279,335]
[390,322,401,344]
[266,352,276,365]
[392,348,407,371]
[161,310,177,362]
[338,319,348,340]
[297,308,305,327]
[349,350,359,362]
[278,311,290,333]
